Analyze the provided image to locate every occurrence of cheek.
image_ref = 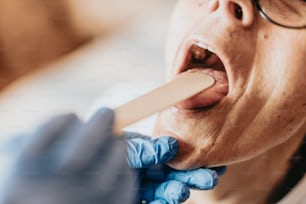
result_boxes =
[258,29,306,73]
[153,109,228,168]
[254,29,306,101]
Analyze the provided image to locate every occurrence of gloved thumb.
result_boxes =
[125,134,178,168]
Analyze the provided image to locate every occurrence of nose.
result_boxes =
[209,0,254,28]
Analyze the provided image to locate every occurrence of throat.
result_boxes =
[267,134,306,203]
[187,133,306,204]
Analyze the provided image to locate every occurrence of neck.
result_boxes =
[187,130,306,204]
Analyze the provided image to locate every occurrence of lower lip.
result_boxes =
[176,68,229,109]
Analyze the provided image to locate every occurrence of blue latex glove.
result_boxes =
[125,133,225,204]
[0,109,136,204]
[0,108,224,204]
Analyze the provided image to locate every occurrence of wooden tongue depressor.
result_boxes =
[113,72,215,134]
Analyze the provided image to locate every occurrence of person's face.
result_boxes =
[153,0,306,169]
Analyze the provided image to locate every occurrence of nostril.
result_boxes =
[234,3,243,20]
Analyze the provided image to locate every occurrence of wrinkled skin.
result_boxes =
[153,0,306,170]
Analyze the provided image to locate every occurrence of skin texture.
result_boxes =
[153,0,306,203]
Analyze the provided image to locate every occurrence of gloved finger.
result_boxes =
[141,180,190,204]
[166,168,218,190]
[20,113,81,161]
[57,108,115,171]
[148,199,168,204]
[126,135,178,168]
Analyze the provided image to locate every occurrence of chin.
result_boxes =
[153,103,235,170]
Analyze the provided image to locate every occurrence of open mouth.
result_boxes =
[176,41,229,110]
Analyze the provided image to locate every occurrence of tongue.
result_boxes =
[176,68,228,109]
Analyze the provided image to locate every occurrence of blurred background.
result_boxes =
[0,0,176,139]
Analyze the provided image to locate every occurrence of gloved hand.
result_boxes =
[0,108,224,204]
[125,133,225,204]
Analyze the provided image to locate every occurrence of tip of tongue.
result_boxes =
[176,69,229,109]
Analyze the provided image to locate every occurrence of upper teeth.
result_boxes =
[194,41,215,53]
[207,46,215,53]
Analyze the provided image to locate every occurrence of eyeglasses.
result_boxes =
[253,0,306,29]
